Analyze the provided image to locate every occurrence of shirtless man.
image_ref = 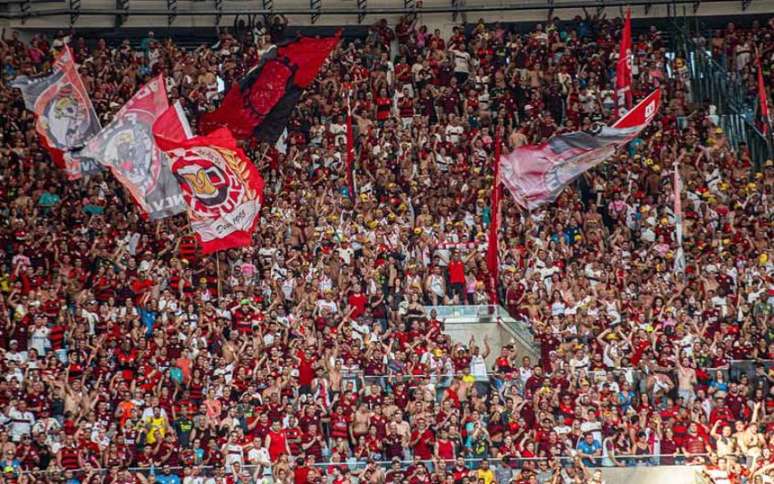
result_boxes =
[350,403,372,442]
[676,356,698,404]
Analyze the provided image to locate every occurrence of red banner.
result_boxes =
[12,46,101,172]
[616,9,633,112]
[501,89,661,210]
[153,122,265,254]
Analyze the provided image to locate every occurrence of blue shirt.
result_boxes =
[139,307,158,335]
[577,439,602,465]
[155,474,181,484]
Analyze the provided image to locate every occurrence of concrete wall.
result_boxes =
[4,0,774,31]
[444,320,539,368]
[599,465,702,484]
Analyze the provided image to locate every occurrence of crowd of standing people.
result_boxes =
[0,11,772,484]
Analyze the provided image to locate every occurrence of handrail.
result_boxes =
[329,359,773,383]
[16,455,714,476]
[669,19,773,167]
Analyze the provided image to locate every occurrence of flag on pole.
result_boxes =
[75,76,190,219]
[199,34,340,143]
[756,55,771,134]
[673,161,686,274]
[501,89,661,210]
[153,120,265,254]
[486,132,503,304]
[11,46,101,173]
[345,93,356,201]
[275,129,289,155]
[616,9,633,113]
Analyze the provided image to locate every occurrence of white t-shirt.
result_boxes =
[29,326,51,355]
[470,355,488,381]
[8,408,35,441]
[445,124,464,144]
[316,299,338,314]
[224,443,245,470]
[451,50,471,74]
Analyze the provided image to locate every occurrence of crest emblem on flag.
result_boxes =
[98,115,160,196]
[12,45,101,172]
[36,83,93,148]
[173,146,259,217]
[74,76,189,219]
[153,124,265,254]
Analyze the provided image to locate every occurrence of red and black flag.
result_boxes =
[11,46,101,173]
[199,34,340,143]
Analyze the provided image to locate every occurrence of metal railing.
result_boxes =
[423,304,509,321]
[329,358,774,399]
[423,304,537,358]
[0,0,761,21]
[16,455,713,479]
[670,19,773,167]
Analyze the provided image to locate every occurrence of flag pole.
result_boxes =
[216,252,223,300]
[486,126,503,305]
[755,48,773,161]
[345,90,356,203]
[615,7,633,116]
[673,158,686,278]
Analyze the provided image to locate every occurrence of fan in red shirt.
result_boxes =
[409,417,435,460]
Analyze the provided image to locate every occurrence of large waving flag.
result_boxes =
[501,89,661,210]
[199,34,340,143]
[616,9,633,113]
[153,114,265,254]
[11,46,101,172]
[76,76,190,219]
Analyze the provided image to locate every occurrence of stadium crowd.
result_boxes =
[0,11,772,484]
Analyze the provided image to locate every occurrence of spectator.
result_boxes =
[0,11,771,484]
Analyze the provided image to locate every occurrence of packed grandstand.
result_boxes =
[0,7,772,484]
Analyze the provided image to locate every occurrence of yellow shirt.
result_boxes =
[477,468,494,484]
[146,416,167,444]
